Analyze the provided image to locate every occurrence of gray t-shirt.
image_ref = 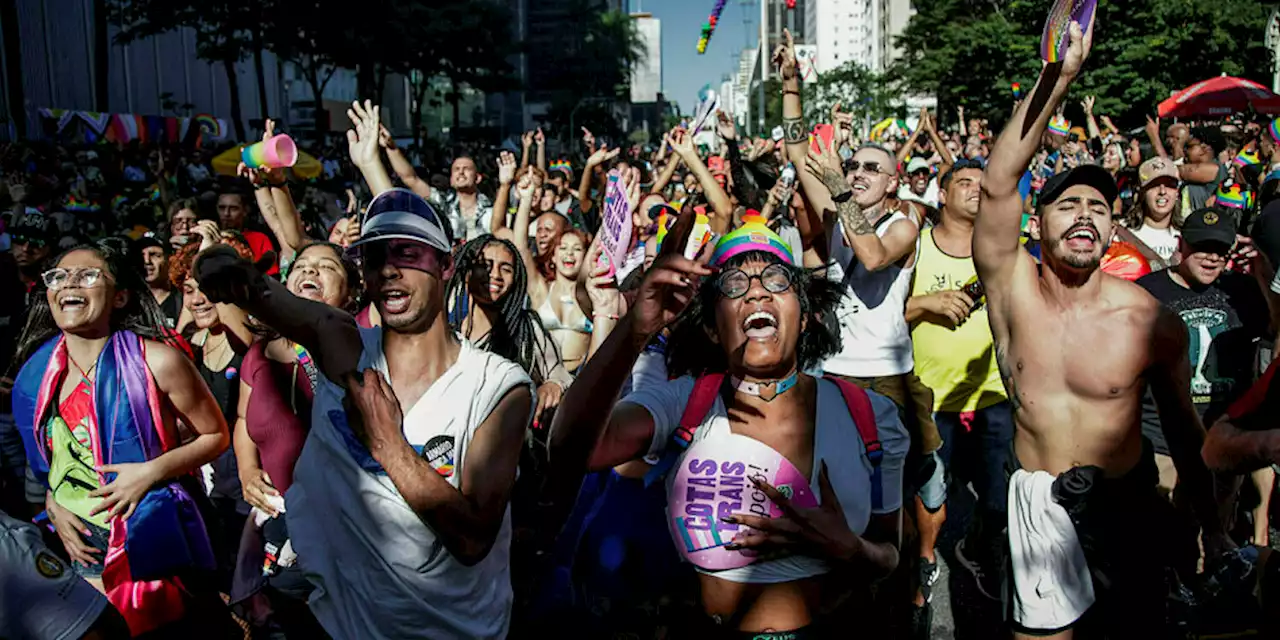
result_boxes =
[0,512,108,639]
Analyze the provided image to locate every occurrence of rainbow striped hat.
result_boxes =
[710,211,793,266]
[1269,118,1280,144]
[1234,148,1260,167]
[1048,115,1070,137]
[1216,182,1252,210]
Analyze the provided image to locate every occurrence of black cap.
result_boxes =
[1037,164,1119,209]
[132,234,167,255]
[1181,208,1237,248]
[9,209,57,243]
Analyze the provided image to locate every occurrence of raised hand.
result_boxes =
[772,28,798,81]
[378,124,396,150]
[581,127,596,150]
[346,100,382,169]
[515,166,541,200]
[585,237,623,319]
[1081,95,1096,115]
[194,245,265,306]
[534,127,546,145]
[804,136,850,198]
[716,110,738,141]
[193,219,222,251]
[1145,115,1161,141]
[521,130,535,149]
[238,119,286,186]
[668,127,696,160]
[1057,20,1093,82]
[497,150,517,186]
[628,206,716,340]
[587,147,620,167]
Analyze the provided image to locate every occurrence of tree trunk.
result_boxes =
[223,57,247,141]
[411,82,428,149]
[376,64,388,106]
[92,0,108,112]
[252,29,269,122]
[308,74,327,146]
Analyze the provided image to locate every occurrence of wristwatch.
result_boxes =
[832,190,855,203]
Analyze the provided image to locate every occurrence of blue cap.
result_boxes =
[348,188,452,254]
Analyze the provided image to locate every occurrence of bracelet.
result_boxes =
[783,90,801,96]
[593,312,621,321]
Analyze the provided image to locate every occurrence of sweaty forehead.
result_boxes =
[453,158,476,171]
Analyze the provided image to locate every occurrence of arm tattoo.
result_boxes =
[836,198,873,236]
[782,117,806,144]
[817,164,850,197]
[995,342,1023,412]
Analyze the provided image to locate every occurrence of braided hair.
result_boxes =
[447,234,559,386]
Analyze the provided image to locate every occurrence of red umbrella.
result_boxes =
[1157,75,1280,119]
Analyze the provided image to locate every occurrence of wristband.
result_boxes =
[593,312,621,321]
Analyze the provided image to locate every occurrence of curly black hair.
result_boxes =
[446,234,559,386]
[13,237,171,368]
[665,250,845,378]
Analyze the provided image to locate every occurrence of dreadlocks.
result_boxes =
[447,234,559,386]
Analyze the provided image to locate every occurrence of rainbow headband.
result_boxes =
[1270,119,1280,145]
[549,160,572,175]
[1047,116,1070,137]
[710,212,793,266]
[1216,183,1251,210]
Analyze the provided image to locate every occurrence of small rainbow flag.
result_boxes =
[1234,149,1260,167]
[64,196,99,213]
[1216,182,1252,210]
[1048,115,1070,137]
[194,113,222,139]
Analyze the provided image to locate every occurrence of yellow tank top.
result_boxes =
[910,227,1007,413]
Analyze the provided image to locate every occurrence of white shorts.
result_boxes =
[1007,469,1095,631]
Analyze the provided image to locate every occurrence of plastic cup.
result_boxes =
[242,134,298,169]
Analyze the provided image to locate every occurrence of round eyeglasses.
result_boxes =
[717,263,793,299]
[42,267,108,290]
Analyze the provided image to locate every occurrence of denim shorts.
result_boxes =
[71,520,110,579]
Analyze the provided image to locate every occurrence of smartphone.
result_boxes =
[810,124,835,155]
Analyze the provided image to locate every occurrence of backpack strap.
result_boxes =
[643,373,724,487]
[825,376,885,511]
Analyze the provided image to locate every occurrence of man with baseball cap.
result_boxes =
[195,186,534,638]
[1128,157,1183,264]
[974,24,1226,636]
[898,156,939,208]
[1137,208,1270,495]
[132,235,182,328]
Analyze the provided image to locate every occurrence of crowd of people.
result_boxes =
[4,20,1280,640]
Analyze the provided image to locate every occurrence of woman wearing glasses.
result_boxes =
[551,215,909,637]
[10,238,233,635]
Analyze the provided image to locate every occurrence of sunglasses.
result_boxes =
[717,263,793,299]
[841,160,895,176]
[42,267,109,290]
[12,234,46,248]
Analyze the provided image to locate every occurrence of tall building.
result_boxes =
[814,0,913,74]
[630,13,662,104]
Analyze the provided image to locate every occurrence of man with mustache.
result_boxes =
[974,23,1228,638]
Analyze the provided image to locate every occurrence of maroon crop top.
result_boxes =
[242,341,314,494]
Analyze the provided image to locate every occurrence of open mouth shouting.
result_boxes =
[295,277,325,301]
[57,293,88,313]
[1062,223,1099,250]
[380,288,412,315]
[743,310,779,340]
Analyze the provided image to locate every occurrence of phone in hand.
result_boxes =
[810,124,835,156]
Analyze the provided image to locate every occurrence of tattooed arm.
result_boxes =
[806,140,918,272]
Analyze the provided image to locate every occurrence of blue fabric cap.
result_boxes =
[349,187,452,254]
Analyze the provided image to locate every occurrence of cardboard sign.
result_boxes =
[667,433,817,571]
[597,169,632,279]
[1040,0,1096,63]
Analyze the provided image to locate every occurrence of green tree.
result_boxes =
[541,4,648,143]
[892,0,1273,129]
[762,62,903,132]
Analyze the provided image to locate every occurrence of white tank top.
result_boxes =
[822,209,918,378]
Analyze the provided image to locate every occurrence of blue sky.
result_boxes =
[632,0,752,114]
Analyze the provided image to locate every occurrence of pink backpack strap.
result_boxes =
[643,373,725,487]
[826,376,885,510]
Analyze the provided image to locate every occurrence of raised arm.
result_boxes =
[1145,116,1170,160]
[347,367,531,566]
[578,147,620,214]
[535,127,547,173]
[976,21,1091,295]
[490,151,517,235]
[519,130,533,170]
[921,111,954,176]
[650,131,683,195]
[896,109,927,166]
[378,126,431,200]
[509,167,548,299]
[668,128,733,236]
[347,101,394,196]
[1082,96,1102,142]
[194,246,363,384]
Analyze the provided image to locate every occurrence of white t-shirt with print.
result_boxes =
[1130,224,1180,263]
[287,331,533,640]
[622,375,909,584]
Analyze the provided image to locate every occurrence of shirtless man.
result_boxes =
[974,23,1227,638]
